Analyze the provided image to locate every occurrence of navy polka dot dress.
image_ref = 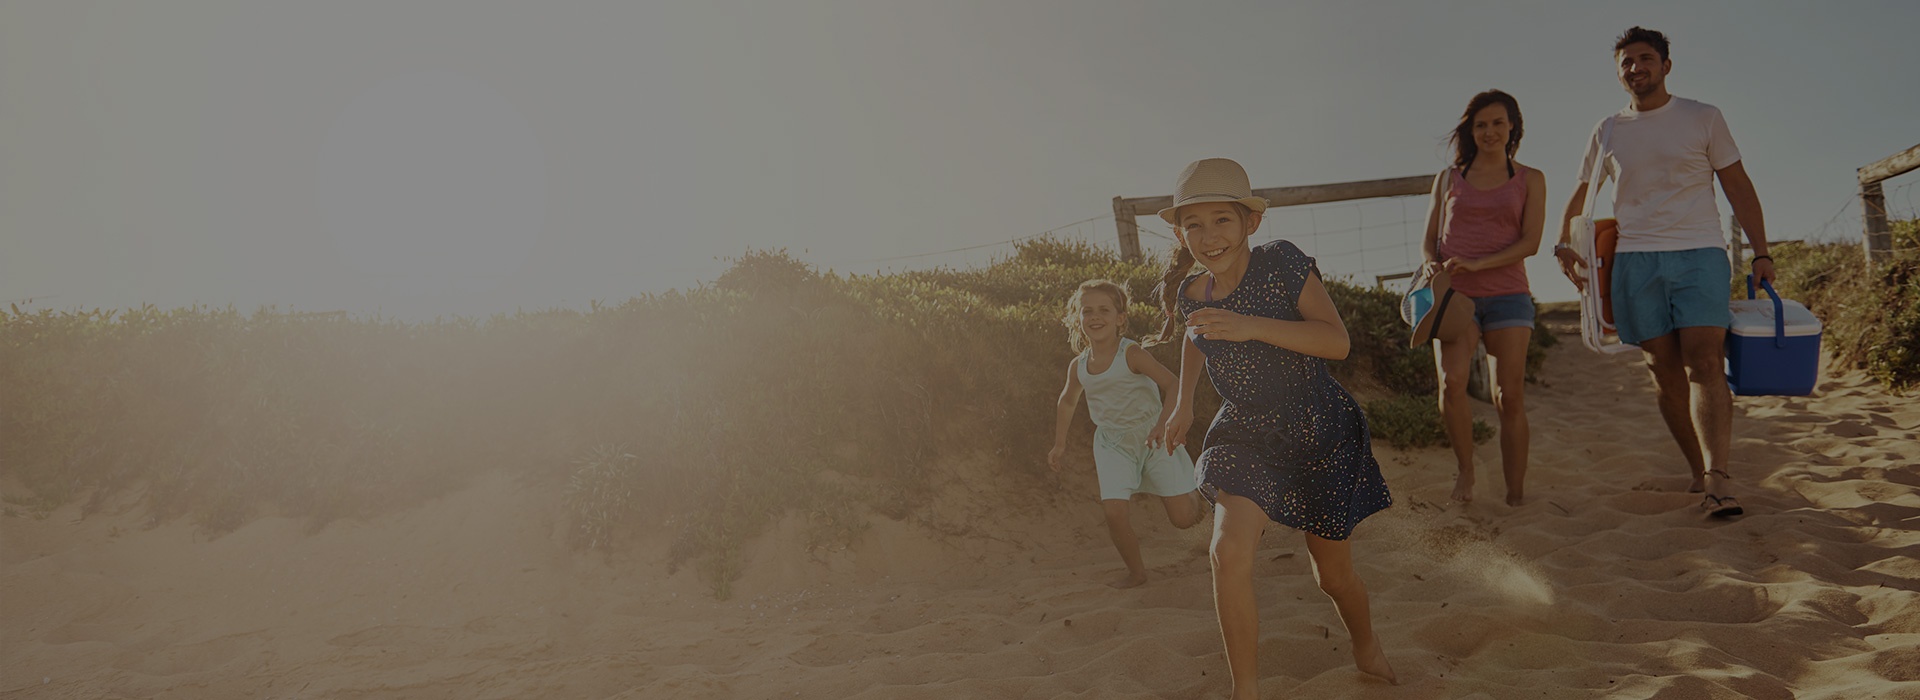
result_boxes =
[1178,240,1392,540]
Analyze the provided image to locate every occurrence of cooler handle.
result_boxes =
[1745,274,1785,349]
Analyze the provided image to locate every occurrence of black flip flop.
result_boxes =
[1701,494,1744,519]
[1422,287,1458,346]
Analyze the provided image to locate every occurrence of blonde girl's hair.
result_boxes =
[1061,279,1130,353]
[1151,201,1253,345]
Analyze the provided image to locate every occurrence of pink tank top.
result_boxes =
[1438,164,1531,297]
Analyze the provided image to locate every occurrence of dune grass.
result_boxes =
[1756,219,1919,394]
[3,237,1530,598]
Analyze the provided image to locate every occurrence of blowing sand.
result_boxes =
[4,335,1918,699]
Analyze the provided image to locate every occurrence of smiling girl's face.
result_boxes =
[1078,288,1124,343]
[1176,203,1260,275]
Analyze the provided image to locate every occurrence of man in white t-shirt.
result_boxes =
[1553,26,1776,519]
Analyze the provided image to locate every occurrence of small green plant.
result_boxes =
[1364,395,1493,449]
[564,445,642,553]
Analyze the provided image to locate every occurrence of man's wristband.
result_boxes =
[1751,255,1772,263]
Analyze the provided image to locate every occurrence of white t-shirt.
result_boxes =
[1578,96,1742,252]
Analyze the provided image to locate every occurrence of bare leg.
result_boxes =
[1679,326,1738,509]
[1304,533,1398,684]
[1210,492,1268,700]
[1160,490,1204,529]
[1483,326,1532,506]
[1102,499,1148,588]
[1638,333,1708,491]
[1434,329,1481,502]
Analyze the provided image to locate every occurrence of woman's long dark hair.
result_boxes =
[1449,90,1524,170]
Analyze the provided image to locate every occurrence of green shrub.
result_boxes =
[564,445,644,552]
[1761,219,1919,393]
[1,235,1549,600]
[1363,395,1493,450]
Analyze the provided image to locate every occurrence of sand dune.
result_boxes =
[4,335,1918,699]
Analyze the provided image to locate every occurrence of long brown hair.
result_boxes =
[1150,245,1198,345]
[1449,89,1524,171]
[1061,279,1130,353]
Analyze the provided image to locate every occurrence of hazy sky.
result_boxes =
[5,1,1916,319]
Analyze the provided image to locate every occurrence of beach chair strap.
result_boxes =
[1582,117,1615,220]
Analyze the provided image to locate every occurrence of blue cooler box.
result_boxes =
[1726,278,1822,396]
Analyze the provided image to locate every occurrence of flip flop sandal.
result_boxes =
[1701,494,1744,519]
[1699,470,1743,518]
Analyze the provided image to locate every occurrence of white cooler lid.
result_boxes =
[1729,297,1821,337]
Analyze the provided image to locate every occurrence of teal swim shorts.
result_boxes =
[1610,248,1733,345]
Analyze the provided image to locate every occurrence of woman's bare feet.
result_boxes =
[1504,489,1524,507]
[1353,637,1398,684]
[1450,472,1475,503]
[1107,571,1148,589]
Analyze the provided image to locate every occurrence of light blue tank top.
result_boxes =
[1077,338,1165,432]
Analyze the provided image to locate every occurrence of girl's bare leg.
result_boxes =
[1210,492,1267,700]
[1160,490,1205,529]
[1304,532,1398,684]
[1102,499,1149,588]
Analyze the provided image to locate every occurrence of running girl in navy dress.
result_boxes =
[1153,158,1397,693]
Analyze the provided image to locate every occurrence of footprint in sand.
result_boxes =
[1825,420,1878,438]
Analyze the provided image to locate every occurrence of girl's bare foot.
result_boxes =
[1505,491,1524,507]
[1353,638,1398,684]
[1108,571,1148,589]
[1450,473,1474,502]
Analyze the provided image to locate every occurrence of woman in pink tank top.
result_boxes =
[1419,89,1547,508]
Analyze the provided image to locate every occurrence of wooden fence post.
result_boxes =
[1112,197,1142,263]
[1861,181,1889,263]
[1858,143,1920,263]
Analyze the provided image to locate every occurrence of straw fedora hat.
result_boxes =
[1401,266,1477,348]
[1158,158,1271,226]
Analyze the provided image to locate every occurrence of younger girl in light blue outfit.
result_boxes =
[1049,279,1204,589]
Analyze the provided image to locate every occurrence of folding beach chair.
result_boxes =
[1568,117,1639,355]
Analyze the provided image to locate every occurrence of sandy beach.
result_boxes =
[4,331,1918,699]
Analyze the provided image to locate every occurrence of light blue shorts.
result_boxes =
[1092,426,1198,501]
[1610,248,1733,345]
[1465,292,1536,332]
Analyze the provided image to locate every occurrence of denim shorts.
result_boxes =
[1610,248,1733,345]
[1465,292,1535,332]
